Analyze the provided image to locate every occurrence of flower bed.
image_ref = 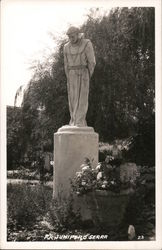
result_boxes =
[71,157,138,195]
[71,157,138,228]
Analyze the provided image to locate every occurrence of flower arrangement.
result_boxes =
[71,158,96,195]
[71,157,138,196]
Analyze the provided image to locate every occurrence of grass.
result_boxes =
[7,183,53,240]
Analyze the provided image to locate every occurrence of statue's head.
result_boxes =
[66,26,80,44]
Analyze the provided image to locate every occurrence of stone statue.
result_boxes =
[64,26,96,127]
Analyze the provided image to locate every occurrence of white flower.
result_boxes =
[97,172,102,180]
[102,184,106,188]
[76,172,82,177]
[103,180,108,185]
[81,181,86,186]
[96,163,101,170]
[111,180,115,185]
[82,166,90,172]
[81,163,90,168]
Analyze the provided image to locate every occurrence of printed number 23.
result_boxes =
[138,235,144,240]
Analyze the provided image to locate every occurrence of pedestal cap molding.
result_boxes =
[57,125,95,134]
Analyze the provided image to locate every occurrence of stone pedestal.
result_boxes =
[53,125,99,199]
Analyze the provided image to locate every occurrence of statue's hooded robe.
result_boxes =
[64,35,96,126]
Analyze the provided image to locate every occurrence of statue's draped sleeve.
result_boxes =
[63,45,68,78]
[85,41,96,77]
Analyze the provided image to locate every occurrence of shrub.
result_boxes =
[121,166,155,239]
[122,114,155,167]
[47,194,82,232]
[7,183,52,228]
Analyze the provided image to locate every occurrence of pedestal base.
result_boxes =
[53,125,99,198]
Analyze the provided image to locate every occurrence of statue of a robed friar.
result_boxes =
[53,27,98,199]
[63,26,96,127]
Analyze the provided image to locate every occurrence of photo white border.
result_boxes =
[1,0,162,249]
